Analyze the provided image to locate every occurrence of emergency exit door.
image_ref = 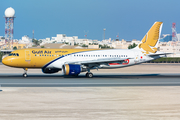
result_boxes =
[25,50,31,61]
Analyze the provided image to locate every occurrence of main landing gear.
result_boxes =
[23,68,28,78]
[86,72,93,78]
[85,68,93,78]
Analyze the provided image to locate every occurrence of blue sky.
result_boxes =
[0,0,180,41]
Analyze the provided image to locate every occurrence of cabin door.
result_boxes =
[25,50,31,61]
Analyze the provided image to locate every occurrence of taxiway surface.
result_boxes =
[0,73,180,87]
[0,63,180,87]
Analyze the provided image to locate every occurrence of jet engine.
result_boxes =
[63,64,86,76]
[42,68,60,74]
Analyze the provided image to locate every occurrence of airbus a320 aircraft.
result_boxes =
[2,22,167,78]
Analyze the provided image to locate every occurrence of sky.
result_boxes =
[0,0,180,41]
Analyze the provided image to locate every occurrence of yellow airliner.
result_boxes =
[2,21,167,78]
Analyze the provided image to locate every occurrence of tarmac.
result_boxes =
[1,87,180,120]
[0,63,180,119]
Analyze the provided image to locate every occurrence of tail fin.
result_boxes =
[134,21,163,55]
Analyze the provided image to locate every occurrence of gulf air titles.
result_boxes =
[2,22,166,78]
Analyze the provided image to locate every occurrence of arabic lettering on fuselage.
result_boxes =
[55,51,68,53]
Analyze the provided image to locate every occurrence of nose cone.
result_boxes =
[2,57,9,66]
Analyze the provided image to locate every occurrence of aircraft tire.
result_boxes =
[87,72,93,78]
[23,73,27,78]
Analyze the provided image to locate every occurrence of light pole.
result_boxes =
[103,28,106,40]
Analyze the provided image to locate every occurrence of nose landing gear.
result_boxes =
[23,68,28,78]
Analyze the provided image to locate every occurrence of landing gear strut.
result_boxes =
[85,68,93,78]
[23,68,28,78]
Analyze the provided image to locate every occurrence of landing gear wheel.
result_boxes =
[86,72,93,78]
[23,73,27,78]
[23,68,28,78]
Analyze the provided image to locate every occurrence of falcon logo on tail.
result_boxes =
[138,22,163,55]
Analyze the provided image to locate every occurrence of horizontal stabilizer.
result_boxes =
[147,53,172,57]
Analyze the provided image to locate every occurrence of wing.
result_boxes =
[66,57,133,67]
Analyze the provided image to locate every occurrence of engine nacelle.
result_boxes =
[42,68,60,74]
[63,64,84,75]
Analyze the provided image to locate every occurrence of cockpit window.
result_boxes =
[9,53,19,56]
[9,53,13,56]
